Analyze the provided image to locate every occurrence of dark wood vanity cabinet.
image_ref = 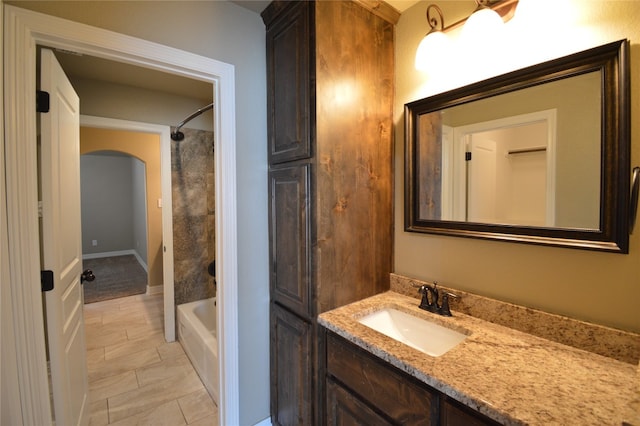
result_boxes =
[269,164,311,318]
[270,303,313,425]
[263,1,396,424]
[440,399,501,426]
[326,332,435,425]
[325,331,500,426]
[265,0,311,165]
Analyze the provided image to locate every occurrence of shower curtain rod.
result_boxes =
[171,102,214,141]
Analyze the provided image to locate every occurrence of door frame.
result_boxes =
[80,115,177,342]
[3,5,239,425]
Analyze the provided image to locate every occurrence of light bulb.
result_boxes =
[461,7,504,42]
[415,31,451,72]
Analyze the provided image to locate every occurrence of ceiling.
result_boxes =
[54,49,214,103]
[54,0,417,104]
[231,0,419,14]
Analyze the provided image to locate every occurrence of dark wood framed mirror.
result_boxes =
[405,39,630,253]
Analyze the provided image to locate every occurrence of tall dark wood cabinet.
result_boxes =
[262,1,397,424]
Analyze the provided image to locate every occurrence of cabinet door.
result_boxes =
[269,164,311,317]
[326,333,434,425]
[271,303,313,426]
[266,0,313,164]
[326,378,393,426]
[441,398,500,426]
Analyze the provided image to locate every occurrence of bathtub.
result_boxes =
[177,297,218,404]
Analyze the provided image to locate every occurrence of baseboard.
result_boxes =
[132,251,148,273]
[83,249,148,272]
[253,417,272,426]
[82,249,135,260]
[146,284,163,295]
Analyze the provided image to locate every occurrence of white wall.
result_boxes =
[131,158,148,267]
[80,153,135,254]
[81,153,148,266]
[6,2,270,423]
[71,77,214,132]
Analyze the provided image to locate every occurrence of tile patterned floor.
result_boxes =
[84,293,218,425]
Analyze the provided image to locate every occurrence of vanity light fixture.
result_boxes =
[415,0,519,71]
[414,4,449,71]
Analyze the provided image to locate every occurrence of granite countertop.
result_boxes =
[318,291,640,425]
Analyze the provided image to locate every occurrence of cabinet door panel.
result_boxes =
[271,304,313,426]
[266,1,312,164]
[326,378,393,426]
[441,398,500,426]
[269,164,311,316]
[326,333,434,425]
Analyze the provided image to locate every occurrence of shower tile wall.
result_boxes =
[172,128,215,306]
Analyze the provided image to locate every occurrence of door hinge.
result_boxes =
[41,270,54,292]
[36,90,50,113]
[465,152,472,161]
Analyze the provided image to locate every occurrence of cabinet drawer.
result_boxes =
[326,333,434,425]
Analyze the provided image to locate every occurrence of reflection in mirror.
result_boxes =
[405,39,630,253]
[416,71,601,230]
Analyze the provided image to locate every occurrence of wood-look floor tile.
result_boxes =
[135,354,193,388]
[177,389,217,424]
[84,299,119,314]
[85,320,132,337]
[118,294,162,311]
[88,399,108,426]
[85,328,128,351]
[186,413,218,426]
[157,341,186,360]
[88,347,161,383]
[101,311,147,327]
[120,298,163,313]
[104,332,165,361]
[145,314,164,329]
[126,321,164,341]
[107,369,204,423]
[84,313,103,326]
[108,400,186,426]
[83,299,118,315]
[89,370,139,401]
[82,293,215,426]
[86,347,105,366]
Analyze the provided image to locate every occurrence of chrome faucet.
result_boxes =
[417,282,459,316]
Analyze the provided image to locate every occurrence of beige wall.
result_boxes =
[80,127,163,289]
[395,0,640,332]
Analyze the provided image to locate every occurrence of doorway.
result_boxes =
[450,109,557,226]
[3,5,239,425]
[79,117,177,340]
[80,151,149,303]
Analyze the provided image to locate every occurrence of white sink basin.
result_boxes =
[357,308,467,357]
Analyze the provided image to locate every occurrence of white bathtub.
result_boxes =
[177,297,218,404]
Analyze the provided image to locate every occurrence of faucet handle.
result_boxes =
[438,292,459,317]
[418,285,431,310]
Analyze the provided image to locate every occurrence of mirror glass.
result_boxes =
[416,71,601,229]
[405,40,630,253]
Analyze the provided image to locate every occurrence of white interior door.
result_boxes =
[467,137,497,223]
[40,48,89,426]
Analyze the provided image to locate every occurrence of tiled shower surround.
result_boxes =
[171,128,216,306]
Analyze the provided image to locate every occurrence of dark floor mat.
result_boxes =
[83,255,147,304]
